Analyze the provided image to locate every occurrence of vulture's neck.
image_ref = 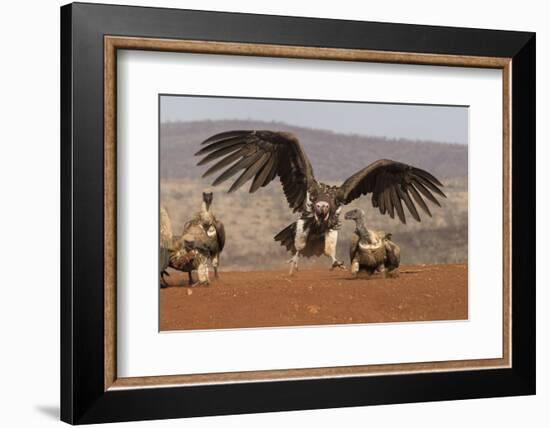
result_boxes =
[354,219,374,244]
[201,201,211,214]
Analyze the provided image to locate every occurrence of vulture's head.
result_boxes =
[202,191,213,207]
[313,200,330,223]
[344,208,365,222]
[310,191,338,225]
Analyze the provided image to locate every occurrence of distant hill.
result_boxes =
[160,120,467,182]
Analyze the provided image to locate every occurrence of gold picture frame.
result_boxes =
[103,36,512,391]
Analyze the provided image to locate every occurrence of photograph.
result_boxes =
[158,95,468,331]
[55,2,536,424]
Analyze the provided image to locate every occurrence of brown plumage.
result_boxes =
[159,206,210,287]
[160,206,173,248]
[181,192,225,279]
[159,206,174,287]
[196,130,444,274]
[345,209,401,277]
[167,241,210,286]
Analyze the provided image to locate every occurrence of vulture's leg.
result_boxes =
[197,259,210,286]
[377,263,387,278]
[288,252,301,276]
[288,219,308,275]
[187,271,194,286]
[350,258,360,278]
[325,229,344,270]
[212,253,220,279]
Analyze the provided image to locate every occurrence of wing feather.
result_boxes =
[414,175,446,198]
[391,186,406,224]
[384,188,394,219]
[338,159,445,223]
[211,152,261,186]
[201,130,248,145]
[197,143,245,166]
[215,220,225,252]
[197,131,316,211]
[413,168,444,187]
[202,149,244,177]
[377,185,386,214]
[250,155,276,193]
[397,186,421,222]
[263,153,279,185]
[411,179,442,207]
[408,184,432,217]
[195,137,243,156]
[229,152,271,193]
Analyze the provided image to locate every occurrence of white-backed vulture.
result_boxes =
[345,208,400,277]
[159,206,210,287]
[181,192,225,279]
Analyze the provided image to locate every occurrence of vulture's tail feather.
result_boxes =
[274,222,296,253]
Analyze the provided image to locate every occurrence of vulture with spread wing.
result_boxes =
[195,130,446,274]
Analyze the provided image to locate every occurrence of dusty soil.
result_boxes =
[160,264,467,331]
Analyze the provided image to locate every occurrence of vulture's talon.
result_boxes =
[287,258,299,276]
[331,260,345,270]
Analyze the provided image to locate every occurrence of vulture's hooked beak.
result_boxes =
[344,209,365,221]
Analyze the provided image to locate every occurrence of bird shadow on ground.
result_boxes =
[35,405,59,420]
[343,274,384,281]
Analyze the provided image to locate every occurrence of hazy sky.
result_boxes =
[160,95,468,145]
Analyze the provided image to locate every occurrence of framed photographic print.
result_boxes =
[60,2,535,424]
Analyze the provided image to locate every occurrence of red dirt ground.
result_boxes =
[160,264,467,331]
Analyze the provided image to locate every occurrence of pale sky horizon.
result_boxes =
[160,95,468,145]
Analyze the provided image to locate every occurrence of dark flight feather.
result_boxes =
[215,220,226,252]
[398,185,421,222]
[414,174,447,198]
[250,155,276,193]
[196,130,316,211]
[414,168,444,187]
[229,152,271,193]
[201,130,248,145]
[338,159,445,224]
[212,153,262,186]
[202,150,244,177]
[408,184,432,217]
[385,188,394,219]
[411,179,442,206]
[195,137,243,156]
[197,144,244,166]
[391,186,406,224]
[197,132,445,224]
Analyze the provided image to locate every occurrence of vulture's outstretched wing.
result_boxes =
[337,159,446,224]
[214,220,225,252]
[196,131,316,212]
